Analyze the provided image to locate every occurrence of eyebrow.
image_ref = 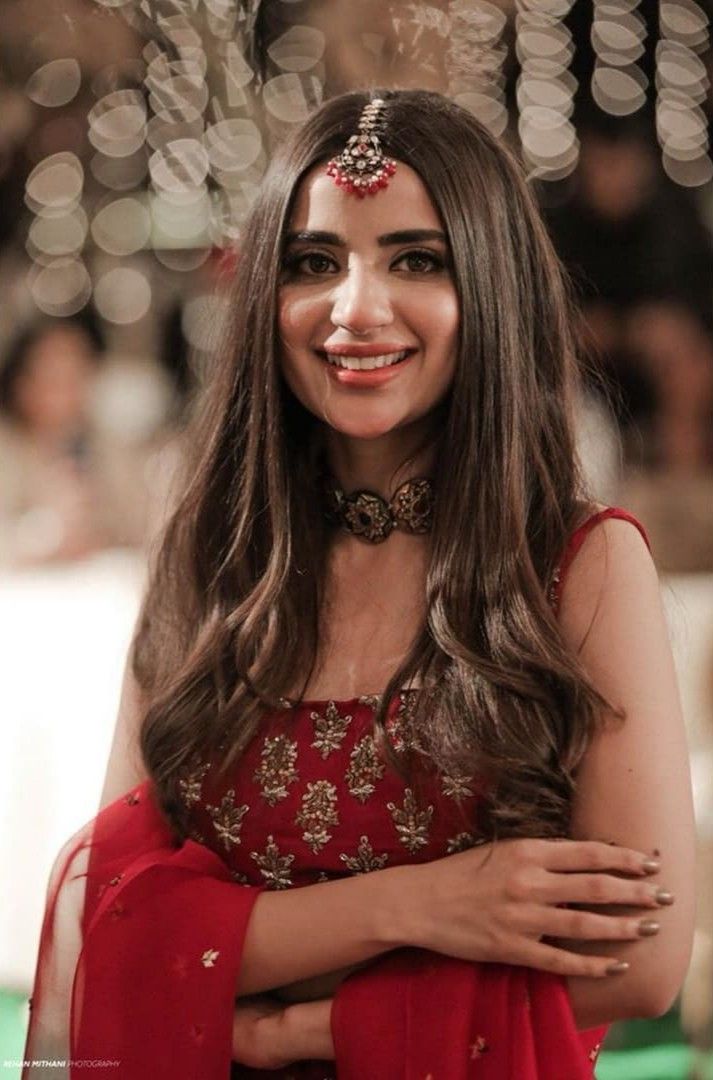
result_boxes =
[283,228,448,247]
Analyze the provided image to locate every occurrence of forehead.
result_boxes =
[287,160,444,235]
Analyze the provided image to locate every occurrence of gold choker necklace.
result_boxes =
[322,473,435,543]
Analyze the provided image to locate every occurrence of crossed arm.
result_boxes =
[102,517,696,1037]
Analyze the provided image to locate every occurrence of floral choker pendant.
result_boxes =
[322,473,434,543]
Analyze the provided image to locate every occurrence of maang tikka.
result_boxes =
[326,97,397,197]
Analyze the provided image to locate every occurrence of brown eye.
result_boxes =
[397,250,445,273]
[282,251,336,276]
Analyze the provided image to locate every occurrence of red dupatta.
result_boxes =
[23,782,262,1078]
[23,781,605,1080]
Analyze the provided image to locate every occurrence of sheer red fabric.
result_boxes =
[22,507,650,1079]
[23,784,263,1079]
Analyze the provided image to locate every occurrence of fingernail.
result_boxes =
[642,858,661,873]
[638,919,660,937]
[606,960,630,975]
[655,889,675,905]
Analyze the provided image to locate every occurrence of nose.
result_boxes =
[330,263,393,335]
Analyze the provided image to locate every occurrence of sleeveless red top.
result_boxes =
[182,507,652,896]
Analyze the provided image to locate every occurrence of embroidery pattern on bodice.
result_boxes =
[182,511,647,890]
[183,690,483,888]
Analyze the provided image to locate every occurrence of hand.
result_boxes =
[273,963,367,1003]
[232,994,288,1069]
[404,838,672,978]
[232,993,335,1067]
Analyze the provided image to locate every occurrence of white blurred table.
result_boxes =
[0,551,144,991]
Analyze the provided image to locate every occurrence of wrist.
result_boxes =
[374,864,422,949]
[281,999,334,1061]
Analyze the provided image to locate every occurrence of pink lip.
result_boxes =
[321,344,416,358]
[319,349,416,388]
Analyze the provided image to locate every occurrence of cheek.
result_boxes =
[422,289,459,355]
[278,291,323,348]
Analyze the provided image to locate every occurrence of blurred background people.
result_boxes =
[545,114,713,473]
[0,315,110,567]
[0,313,183,569]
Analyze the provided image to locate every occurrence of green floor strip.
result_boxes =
[597,1044,693,1080]
[0,990,29,1080]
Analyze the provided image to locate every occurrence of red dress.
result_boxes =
[23,507,650,1079]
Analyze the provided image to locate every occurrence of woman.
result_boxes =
[0,317,108,567]
[24,89,695,1078]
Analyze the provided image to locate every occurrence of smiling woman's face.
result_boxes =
[277,160,459,441]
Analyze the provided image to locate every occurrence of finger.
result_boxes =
[538,872,669,909]
[515,938,630,979]
[533,904,659,943]
[535,839,658,876]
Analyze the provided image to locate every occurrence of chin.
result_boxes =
[321,414,406,440]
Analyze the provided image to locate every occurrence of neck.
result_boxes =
[323,424,437,496]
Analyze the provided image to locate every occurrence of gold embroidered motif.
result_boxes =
[205,789,249,850]
[470,1035,489,1059]
[201,948,219,968]
[250,834,295,890]
[588,1041,602,1062]
[446,832,477,854]
[187,826,207,845]
[387,788,433,853]
[441,773,475,800]
[358,693,382,709]
[231,869,250,885]
[315,871,330,883]
[295,780,339,853]
[345,734,386,802]
[178,760,211,807]
[339,835,389,874]
[253,733,299,806]
[310,701,353,758]
[386,691,425,754]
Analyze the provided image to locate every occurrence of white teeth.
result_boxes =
[324,350,410,371]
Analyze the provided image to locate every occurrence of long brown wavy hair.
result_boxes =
[136,88,612,843]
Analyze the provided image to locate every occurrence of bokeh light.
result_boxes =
[656,0,711,186]
[93,266,152,323]
[88,90,147,158]
[25,152,84,215]
[181,293,231,353]
[262,73,323,124]
[449,0,508,138]
[91,197,151,256]
[29,257,92,317]
[27,207,88,265]
[25,59,82,109]
[13,0,713,325]
[515,1,579,178]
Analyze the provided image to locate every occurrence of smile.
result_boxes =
[321,349,413,371]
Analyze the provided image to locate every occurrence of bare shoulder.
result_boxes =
[558,506,658,654]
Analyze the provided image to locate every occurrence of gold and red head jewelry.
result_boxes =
[326,97,397,197]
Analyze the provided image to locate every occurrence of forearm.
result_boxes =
[567,960,667,1031]
[563,899,691,1030]
[237,865,406,996]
